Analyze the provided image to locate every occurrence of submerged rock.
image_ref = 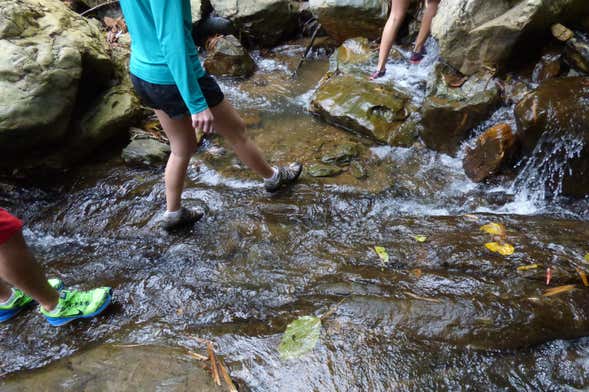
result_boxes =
[122,138,171,166]
[310,74,416,145]
[321,142,360,165]
[421,64,501,156]
[328,37,373,74]
[1,345,225,391]
[432,0,589,75]
[308,163,343,177]
[309,0,389,42]
[349,160,367,179]
[204,35,257,78]
[0,0,112,162]
[209,0,298,47]
[463,123,518,182]
[515,77,589,197]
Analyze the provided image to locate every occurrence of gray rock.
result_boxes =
[122,138,171,166]
[564,32,589,74]
[0,0,112,160]
[73,85,142,155]
[209,0,298,47]
[309,0,389,42]
[350,160,367,179]
[321,142,360,165]
[420,63,501,156]
[203,35,257,77]
[432,0,589,75]
[308,163,343,177]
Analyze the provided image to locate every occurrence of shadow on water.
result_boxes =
[1,43,589,391]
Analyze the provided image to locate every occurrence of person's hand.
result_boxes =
[191,109,214,134]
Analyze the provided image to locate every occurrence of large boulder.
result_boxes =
[310,74,417,146]
[203,34,257,77]
[420,64,501,156]
[209,0,298,47]
[432,0,589,75]
[309,0,389,42]
[0,0,112,161]
[515,77,589,197]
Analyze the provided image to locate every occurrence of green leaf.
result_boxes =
[413,235,427,243]
[374,246,389,264]
[584,253,589,263]
[278,316,321,360]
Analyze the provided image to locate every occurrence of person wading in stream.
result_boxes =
[119,0,303,231]
[0,209,112,326]
[370,0,440,80]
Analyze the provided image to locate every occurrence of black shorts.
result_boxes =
[130,73,225,118]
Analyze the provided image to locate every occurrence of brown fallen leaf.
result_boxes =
[411,268,422,279]
[543,284,576,297]
[576,268,589,287]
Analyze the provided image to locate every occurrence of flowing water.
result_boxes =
[1,42,589,391]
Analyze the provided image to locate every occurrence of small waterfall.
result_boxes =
[511,130,585,203]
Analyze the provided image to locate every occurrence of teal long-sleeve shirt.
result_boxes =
[119,0,208,114]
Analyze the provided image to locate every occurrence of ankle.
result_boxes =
[264,167,279,181]
[0,288,15,305]
[41,297,59,312]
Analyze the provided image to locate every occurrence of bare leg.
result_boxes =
[413,0,439,53]
[0,280,11,302]
[155,110,199,212]
[0,232,59,311]
[375,0,411,72]
[210,100,274,179]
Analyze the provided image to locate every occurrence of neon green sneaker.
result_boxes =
[40,287,112,327]
[0,278,63,323]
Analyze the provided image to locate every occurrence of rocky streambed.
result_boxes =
[1,0,589,390]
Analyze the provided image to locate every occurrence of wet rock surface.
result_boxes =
[309,0,389,42]
[421,65,501,156]
[122,138,171,166]
[1,345,224,392]
[564,31,589,74]
[463,123,518,182]
[204,35,257,78]
[515,77,589,197]
[432,0,589,75]
[209,0,298,47]
[0,0,112,161]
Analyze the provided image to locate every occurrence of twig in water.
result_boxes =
[292,23,322,79]
[80,0,119,17]
[206,341,221,386]
[218,359,238,392]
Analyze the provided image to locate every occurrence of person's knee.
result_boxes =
[226,118,248,145]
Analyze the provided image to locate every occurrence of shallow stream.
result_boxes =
[1,43,588,391]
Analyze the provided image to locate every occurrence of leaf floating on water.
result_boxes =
[413,235,427,243]
[374,246,389,265]
[480,222,506,237]
[485,242,514,256]
[411,268,422,279]
[584,254,589,263]
[576,268,589,287]
[278,316,321,360]
[517,264,539,271]
[543,284,576,297]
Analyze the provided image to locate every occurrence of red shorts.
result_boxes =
[0,209,23,245]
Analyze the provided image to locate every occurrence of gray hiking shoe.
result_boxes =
[264,163,303,193]
[159,207,204,231]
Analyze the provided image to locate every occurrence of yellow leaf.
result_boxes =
[576,268,589,287]
[517,264,539,271]
[413,235,427,243]
[543,284,576,297]
[584,253,589,263]
[485,242,514,256]
[480,222,506,236]
[374,246,389,264]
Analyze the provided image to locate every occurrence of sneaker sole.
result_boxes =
[44,290,112,327]
[265,166,303,193]
[0,307,28,323]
